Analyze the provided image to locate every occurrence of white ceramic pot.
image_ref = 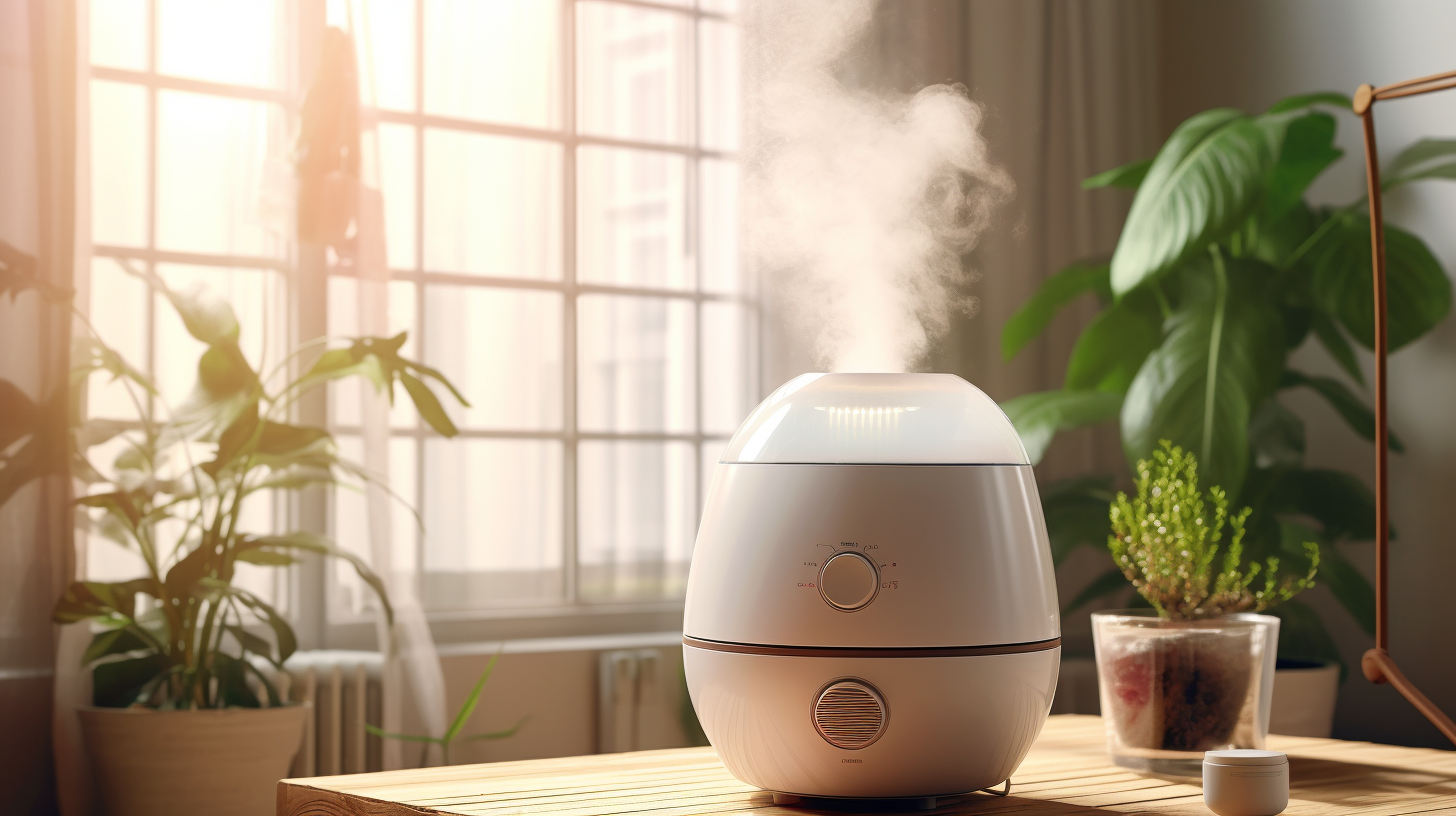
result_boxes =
[1269,659,1340,737]
[80,704,309,816]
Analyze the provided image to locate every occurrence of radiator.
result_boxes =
[267,651,384,776]
[598,648,694,753]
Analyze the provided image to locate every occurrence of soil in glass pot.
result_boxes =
[1091,611,1278,776]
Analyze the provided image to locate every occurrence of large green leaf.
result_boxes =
[1281,370,1403,451]
[1110,109,1274,296]
[1040,475,1116,566]
[1247,397,1304,469]
[1062,568,1131,615]
[121,262,240,346]
[1000,390,1123,465]
[211,652,261,708]
[1307,211,1452,351]
[1268,600,1345,676]
[1269,468,1380,542]
[225,587,298,665]
[1318,545,1376,637]
[1264,92,1354,115]
[1063,290,1162,394]
[1082,159,1151,191]
[82,627,154,665]
[197,342,256,398]
[93,653,167,708]
[1310,312,1364,386]
[1383,138,1456,188]
[1257,112,1342,224]
[400,371,459,437]
[1001,262,1110,361]
[238,531,394,625]
[1120,258,1286,499]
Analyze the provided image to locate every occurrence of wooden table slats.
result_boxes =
[279,715,1456,816]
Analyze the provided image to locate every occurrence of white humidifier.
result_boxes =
[683,372,1060,800]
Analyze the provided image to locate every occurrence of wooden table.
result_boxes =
[278,715,1456,816]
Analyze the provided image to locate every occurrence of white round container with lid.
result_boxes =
[683,373,1060,799]
[1203,750,1289,816]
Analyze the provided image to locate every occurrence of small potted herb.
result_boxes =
[1092,442,1317,775]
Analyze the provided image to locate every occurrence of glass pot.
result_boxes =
[1091,610,1280,776]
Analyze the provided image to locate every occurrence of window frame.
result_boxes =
[83,0,757,651]
[316,0,756,647]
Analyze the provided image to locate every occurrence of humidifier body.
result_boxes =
[683,373,1060,799]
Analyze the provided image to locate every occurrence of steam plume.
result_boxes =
[743,0,1013,373]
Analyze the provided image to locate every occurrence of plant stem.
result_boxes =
[1152,282,1173,320]
[1279,197,1366,272]
[1204,245,1230,471]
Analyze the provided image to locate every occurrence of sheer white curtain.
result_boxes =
[1,1,85,813]
[298,20,448,768]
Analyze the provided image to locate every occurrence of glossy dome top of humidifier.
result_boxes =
[720,372,1029,465]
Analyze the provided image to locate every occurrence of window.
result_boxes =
[85,0,295,607]
[84,0,752,642]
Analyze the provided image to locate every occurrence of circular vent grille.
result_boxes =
[812,680,887,749]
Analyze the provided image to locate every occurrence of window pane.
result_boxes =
[422,438,564,607]
[331,435,419,619]
[424,285,562,430]
[698,18,739,151]
[152,264,288,412]
[90,0,147,70]
[702,301,753,434]
[424,0,560,128]
[375,123,416,269]
[423,129,562,279]
[157,0,284,88]
[577,146,691,290]
[699,158,741,294]
[86,258,149,422]
[698,0,738,14]
[344,0,416,111]
[578,441,695,601]
[327,276,418,429]
[578,295,695,433]
[91,80,148,248]
[577,1,692,146]
[156,91,288,258]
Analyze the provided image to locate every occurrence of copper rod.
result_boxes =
[1377,79,1456,102]
[1362,651,1456,744]
[1373,67,1456,95]
[1360,104,1390,654]
[1355,79,1456,747]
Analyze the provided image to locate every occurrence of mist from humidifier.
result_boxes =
[743,0,1013,374]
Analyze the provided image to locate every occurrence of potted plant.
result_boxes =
[53,265,466,816]
[1000,90,1454,722]
[1093,442,1317,774]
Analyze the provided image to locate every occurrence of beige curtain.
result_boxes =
[0,1,83,814]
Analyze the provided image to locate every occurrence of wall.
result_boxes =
[1156,0,1456,748]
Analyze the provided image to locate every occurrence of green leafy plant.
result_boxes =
[50,261,467,709]
[1000,92,1453,665]
[366,652,523,765]
[1110,441,1318,620]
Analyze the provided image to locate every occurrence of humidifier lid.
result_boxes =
[720,373,1029,465]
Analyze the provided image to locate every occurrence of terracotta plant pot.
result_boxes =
[1091,610,1279,776]
[80,704,309,816]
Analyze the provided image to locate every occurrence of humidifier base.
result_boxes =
[683,642,1060,799]
[771,793,946,811]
